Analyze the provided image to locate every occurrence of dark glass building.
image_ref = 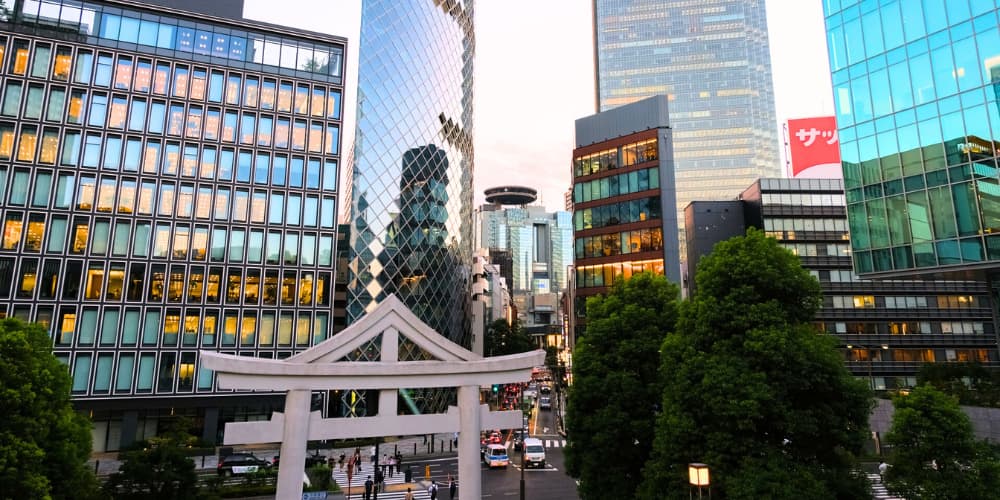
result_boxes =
[571,95,678,338]
[347,0,474,346]
[0,0,345,450]
[686,178,998,390]
[593,0,781,256]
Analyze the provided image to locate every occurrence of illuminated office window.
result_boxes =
[206,267,222,304]
[135,59,152,92]
[215,188,230,220]
[222,111,237,142]
[244,76,259,108]
[225,74,241,105]
[158,183,175,216]
[16,126,37,162]
[190,68,207,100]
[294,83,309,114]
[39,129,58,164]
[163,142,179,175]
[204,108,220,141]
[24,215,44,251]
[233,190,249,222]
[192,227,208,261]
[188,267,204,302]
[68,90,87,124]
[182,145,198,177]
[186,106,202,139]
[76,176,96,211]
[97,177,116,212]
[9,40,28,75]
[53,46,71,81]
[278,81,292,112]
[137,181,155,215]
[173,65,189,98]
[113,55,132,90]
[153,62,170,95]
[2,212,23,250]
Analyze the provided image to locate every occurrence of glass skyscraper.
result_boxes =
[823,0,1000,277]
[347,0,474,345]
[0,0,345,450]
[593,0,781,253]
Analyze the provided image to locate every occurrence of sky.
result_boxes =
[243,0,837,212]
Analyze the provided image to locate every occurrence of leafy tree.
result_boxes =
[917,362,1000,408]
[564,271,679,499]
[639,229,872,499]
[484,319,534,356]
[883,385,1000,499]
[0,318,100,500]
[103,417,199,500]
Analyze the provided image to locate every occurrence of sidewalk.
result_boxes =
[87,434,459,477]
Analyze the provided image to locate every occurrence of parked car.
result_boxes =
[483,444,510,468]
[272,450,327,469]
[539,397,552,410]
[217,453,272,477]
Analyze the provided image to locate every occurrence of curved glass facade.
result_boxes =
[823,0,1000,275]
[348,0,474,344]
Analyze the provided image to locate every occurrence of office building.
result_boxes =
[571,95,678,339]
[686,178,998,389]
[0,0,345,449]
[346,0,475,346]
[823,1,1000,279]
[593,0,781,255]
[476,190,573,342]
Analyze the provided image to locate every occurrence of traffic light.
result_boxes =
[492,384,499,393]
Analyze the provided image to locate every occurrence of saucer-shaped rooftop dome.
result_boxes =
[484,186,537,205]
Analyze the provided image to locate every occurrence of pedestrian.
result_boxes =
[375,467,384,492]
[878,460,889,480]
[428,479,439,500]
[355,453,362,472]
[449,476,456,499]
[364,476,373,500]
[404,486,414,500]
[371,445,377,464]
[388,455,396,477]
[339,452,346,470]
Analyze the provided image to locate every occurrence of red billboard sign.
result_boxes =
[788,116,841,176]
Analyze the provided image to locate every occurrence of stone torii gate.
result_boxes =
[200,294,544,499]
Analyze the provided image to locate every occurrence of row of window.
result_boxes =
[825,294,984,309]
[0,81,340,153]
[851,235,1000,274]
[845,348,992,363]
[573,138,658,178]
[1,214,336,266]
[0,257,332,308]
[0,106,339,172]
[843,135,997,194]
[763,217,850,233]
[761,192,848,207]
[575,227,664,260]
[572,167,660,204]
[782,242,852,258]
[824,320,988,335]
[573,196,661,231]
[5,28,339,101]
[0,169,337,224]
[19,0,346,76]
[574,258,665,289]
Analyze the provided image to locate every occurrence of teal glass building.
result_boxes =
[823,0,1000,277]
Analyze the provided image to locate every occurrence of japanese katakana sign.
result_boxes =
[788,116,841,176]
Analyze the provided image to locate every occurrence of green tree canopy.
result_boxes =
[0,318,99,500]
[564,271,680,499]
[639,229,872,499]
[484,318,534,357]
[103,417,199,500]
[917,362,1000,408]
[884,384,1000,500]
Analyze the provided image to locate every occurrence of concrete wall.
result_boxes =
[870,398,1000,443]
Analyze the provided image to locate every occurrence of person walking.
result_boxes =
[363,476,373,500]
[375,467,385,493]
[878,460,889,481]
[449,476,457,499]
[404,486,414,500]
[428,480,439,500]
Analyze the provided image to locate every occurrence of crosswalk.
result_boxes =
[867,473,905,500]
[509,439,567,449]
[330,462,450,499]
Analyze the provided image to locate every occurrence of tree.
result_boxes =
[484,319,534,357]
[564,271,679,499]
[103,417,199,500]
[0,318,100,500]
[883,385,1000,499]
[917,362,1000,408]
[639,229,872,499]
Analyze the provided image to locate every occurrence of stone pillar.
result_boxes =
[457,385,481,500]
[275,389,312,500]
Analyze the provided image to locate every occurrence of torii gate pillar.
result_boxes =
[276,390,311,498]
[458,385,481,499]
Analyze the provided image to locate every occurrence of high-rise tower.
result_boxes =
[593,0,781,260]
[347,1,475,345]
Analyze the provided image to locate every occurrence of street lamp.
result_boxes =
[688,463,710,499]
[847,344,889,390]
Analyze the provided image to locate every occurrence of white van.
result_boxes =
[483,443,510,468]
[522,438,545,468]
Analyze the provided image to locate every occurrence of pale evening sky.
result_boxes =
[243,0,837,212]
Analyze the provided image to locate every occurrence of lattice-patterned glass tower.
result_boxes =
[347,0,475,350]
